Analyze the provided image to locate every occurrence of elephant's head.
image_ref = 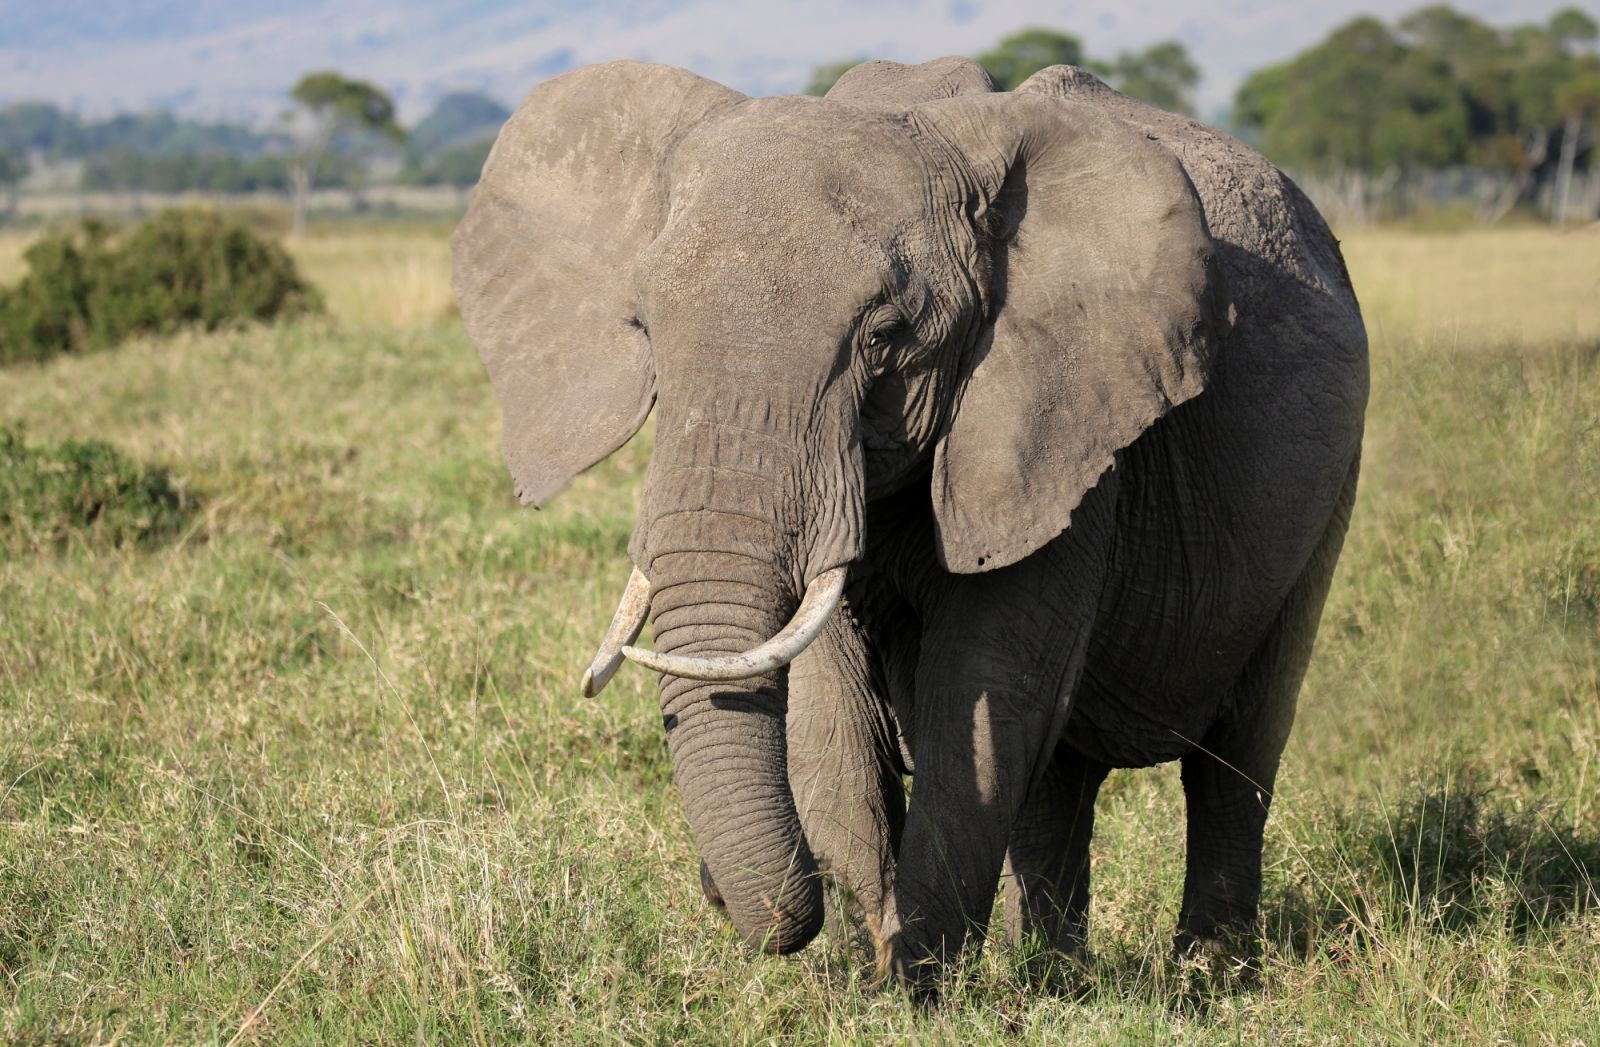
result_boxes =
[452,60,1229,954]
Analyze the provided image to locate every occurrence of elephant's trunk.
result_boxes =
[619,371,863,954]
[647,542,824,953]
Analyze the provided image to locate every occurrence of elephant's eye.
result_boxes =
[865,317,904,352]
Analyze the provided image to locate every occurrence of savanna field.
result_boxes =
[1,221,1598,1043]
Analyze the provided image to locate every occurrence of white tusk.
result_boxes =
[620,566,848,682]
[580,566,652,697]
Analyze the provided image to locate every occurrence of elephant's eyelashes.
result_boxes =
[862,313,906,358]
[865,328,894,349]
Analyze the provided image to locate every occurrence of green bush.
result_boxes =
[0,426,199,556]
[0,208,321,364]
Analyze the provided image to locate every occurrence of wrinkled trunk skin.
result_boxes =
[634,399,844,953]
[648,543,824,952]
[630,320,864,953]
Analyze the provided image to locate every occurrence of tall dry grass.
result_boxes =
[0,221,1596,1042]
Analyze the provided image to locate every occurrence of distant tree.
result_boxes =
[1550,7,1600,51]
[1238,6,1600,224]
[286,71,404,236]
[1477,9,1600,221]
[0,148,25,224]
[404,139,494,189]
[78,111,271,157]
[1399,5,1506,70]
[1,102,276,161]
[0,102,81,155]
[1234,16,1469,175]
[804,58,867,97]
[1553,69,1600,222]
[1108,41,1200,114]
[976,28,1091,90]
[410,91,509,155]
[79,150,323,196]
[1233,62,1290,147]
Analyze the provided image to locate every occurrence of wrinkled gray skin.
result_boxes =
[453,57,1367,989]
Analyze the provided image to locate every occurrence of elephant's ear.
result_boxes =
[824,56,998,109]
[452,62,744,507]
[913,92,1231,572]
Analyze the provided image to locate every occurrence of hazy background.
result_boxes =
[1,0,1588,121]
[3,0,1598,230]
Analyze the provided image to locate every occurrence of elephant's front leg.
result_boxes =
[880,488,1114,989]
[1002,745,1111,959]
[786,592,904,933]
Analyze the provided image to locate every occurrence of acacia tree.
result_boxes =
[286,72,404,236]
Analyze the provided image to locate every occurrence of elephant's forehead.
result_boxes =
[688,101,928,187]
[675,100,934,220]
[643,102,942,314]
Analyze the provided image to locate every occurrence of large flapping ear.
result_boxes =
[451,62,743,507]
[912,88,1231,572]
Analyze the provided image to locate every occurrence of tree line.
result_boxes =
[1235,6,1600,223]
[2,4,1596,227]
[0,76,508,227]
[804,8,1600,225]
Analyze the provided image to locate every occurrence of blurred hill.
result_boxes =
[407,92,509,157]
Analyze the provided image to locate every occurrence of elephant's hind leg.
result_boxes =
[1176,456,1358,959]
[1002,745,1111,961]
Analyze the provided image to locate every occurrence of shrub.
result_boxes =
[0,208,321,364]
[0,426,199,556]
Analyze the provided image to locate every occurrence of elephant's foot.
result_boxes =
[1170,923,1261,1010]
[867,905,961,1006]
[1010,933,1093,998]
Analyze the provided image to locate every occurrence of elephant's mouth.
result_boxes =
[579,565,848,696]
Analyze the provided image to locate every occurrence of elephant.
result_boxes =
[451,56,1368,989]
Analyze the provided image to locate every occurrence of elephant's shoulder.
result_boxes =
[1017,67,1362,342]
[1016,68,1285,235]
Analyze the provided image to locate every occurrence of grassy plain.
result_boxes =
[1,220,1599,1042]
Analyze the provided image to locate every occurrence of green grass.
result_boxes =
[1,229,1598,1043]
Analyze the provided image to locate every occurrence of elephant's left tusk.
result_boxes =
[581,566,652,697]
[620,566,847,682]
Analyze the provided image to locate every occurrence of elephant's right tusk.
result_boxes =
[620,566,847,682]
[580,566,652,697]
